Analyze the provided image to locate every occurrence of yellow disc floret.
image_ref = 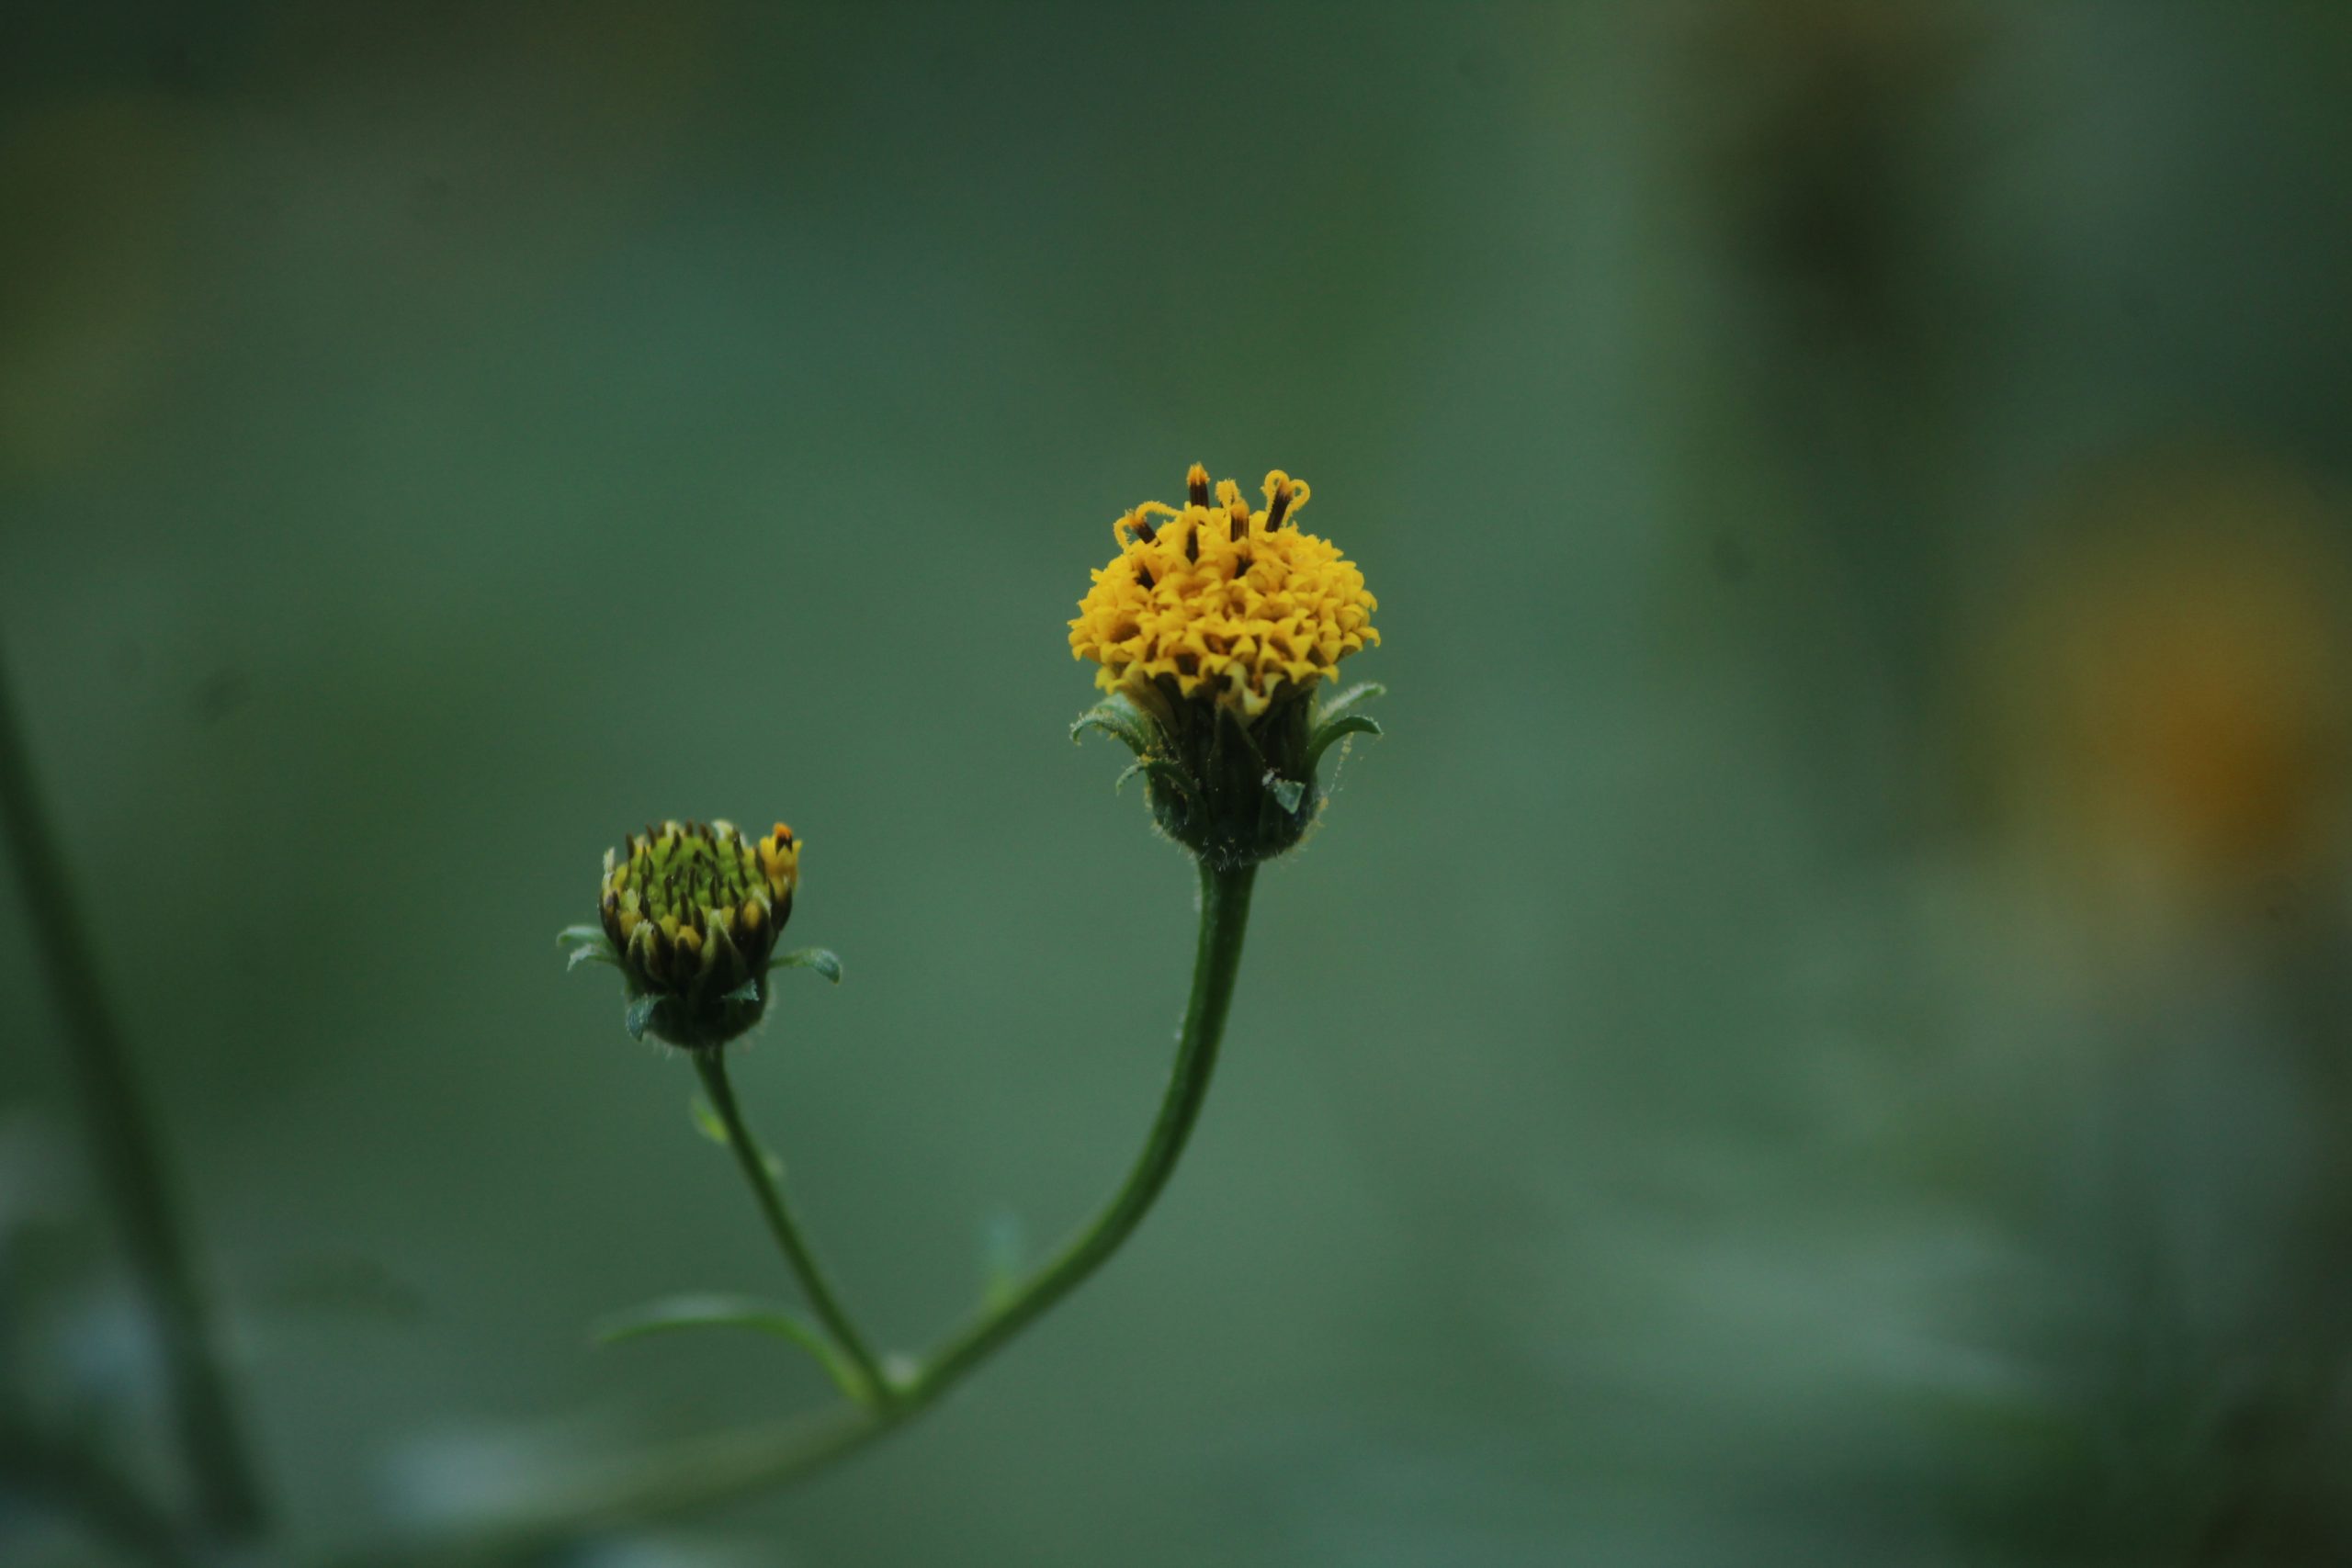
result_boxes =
[1069,465,1379,718]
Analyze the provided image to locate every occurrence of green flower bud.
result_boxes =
[584,819,798,1050]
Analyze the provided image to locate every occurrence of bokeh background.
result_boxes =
[7,3,2352,1563]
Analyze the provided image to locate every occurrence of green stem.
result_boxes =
[366,859,1257,1567]
[0,637,265,1539]
[901,859,1254,1405]
[693,1053,891,1404]
[678,861,1253,1473]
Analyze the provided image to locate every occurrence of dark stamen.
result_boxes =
[1187,467,1211,507]
[1130,516,1157,545]
[1267,485,1293,529]
[1136,565,1156,590]
[1184,525,1198,564]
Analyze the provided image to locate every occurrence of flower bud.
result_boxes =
[594,819,797,1050]
[1069,465,1383,867]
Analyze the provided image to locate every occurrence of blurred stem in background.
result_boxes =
[0,636,266,1542]
[0,1422,204,1568]
[379,860,1255,1567]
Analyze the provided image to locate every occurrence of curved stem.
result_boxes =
[366,859,1259,1567]
[672,861,1253,1472]
[0,637,265,1539]
[693,1053,891,1403]
[902,859,1254,1404]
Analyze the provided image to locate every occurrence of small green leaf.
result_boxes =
[624,994,663,1042]
[688,1096,780,1177]
[1115,756,1194,798]
[688,1096,730,1147]
[593,1293,865,1401]
[720,976,761,1007]
[1315,681,1385,729]
[768,947,842,985]
[1305,714,1383,776]
[1070,692,1157,756]
[981,1210,1026,1310]
[1265,773,1306,815]
[557,924,607,947]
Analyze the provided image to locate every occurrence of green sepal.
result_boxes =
[768,947,842,985]
[1224,705,1272,768]
[1314,681,1385,729]
[624,994,664,1042]
[559,926,618,971]
[1116,756,1196,799]
[593,1292,866,1402]
[1304,714,1383,778]
[625,981,766,1052]
[1265,773,1307,816]
[1070,691,1159,757]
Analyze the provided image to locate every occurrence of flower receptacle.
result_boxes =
[1076,680,1384,869]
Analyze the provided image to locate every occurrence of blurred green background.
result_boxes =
[8,2,2352,1563]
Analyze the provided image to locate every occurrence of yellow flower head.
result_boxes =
[1069,464,1379,718]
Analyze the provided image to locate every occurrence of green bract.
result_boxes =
[1075,681,1385,869]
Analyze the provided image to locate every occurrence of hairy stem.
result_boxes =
[693,1053,891,1404]
[0,637,265,1539]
